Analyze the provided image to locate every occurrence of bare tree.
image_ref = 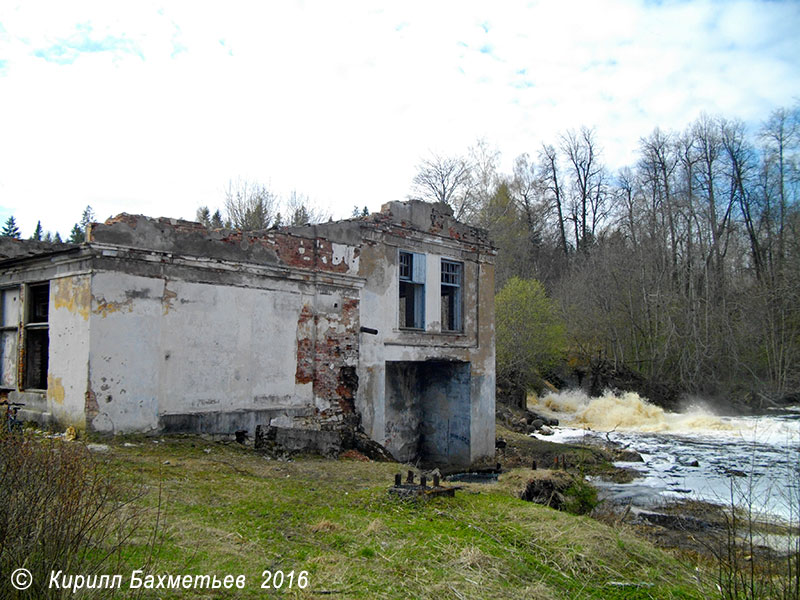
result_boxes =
[467,138,501,214]
[411,153,474,220]
[721,118,763,281]
[639,128,679,276]
[224,178,277,231]
[539,143,569,256]
[284,190,330,226]
[759,104,800,280]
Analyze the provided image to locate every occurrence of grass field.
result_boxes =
[76,433,712,599]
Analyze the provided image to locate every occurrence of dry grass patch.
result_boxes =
[310,519,342,533]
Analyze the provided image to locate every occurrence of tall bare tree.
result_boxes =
[539,143,569,256]
[560,127,606,250]
[411,153,474,220]
[224,178,277,231]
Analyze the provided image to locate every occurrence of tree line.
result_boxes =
[411,105,800,406]
[195,179,330,230]
[1,206,95,244]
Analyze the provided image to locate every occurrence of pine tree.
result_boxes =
[211,210,224,229]
[79,205,95,231]
[196,206,211,227]
[54,232,63,243]
[31,221,43,241]
[68,224,83,244]
[1,216,21,238]
[43,231,53,243]
[290,205,310,226]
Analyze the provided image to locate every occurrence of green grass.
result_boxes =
[87,435,709,599]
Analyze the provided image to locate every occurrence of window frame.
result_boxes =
[440,259,463,333]
[14,282,50,392]
[0,286,20,390]
[398,250,426,330]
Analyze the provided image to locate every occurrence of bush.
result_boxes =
[495,277,565,400]
[0,432,150,599]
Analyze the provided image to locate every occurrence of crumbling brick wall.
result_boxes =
[294,295,360,430]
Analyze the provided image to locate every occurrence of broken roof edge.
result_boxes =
[0,236,80,261]
[282,200,495,251]
[81,200,492,265]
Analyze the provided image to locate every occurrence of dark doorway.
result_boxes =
[384,360,471,467]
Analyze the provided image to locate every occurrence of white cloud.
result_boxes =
[0,0,797,236]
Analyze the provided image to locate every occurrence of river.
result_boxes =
[528,390,800,524]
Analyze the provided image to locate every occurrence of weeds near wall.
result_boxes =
[0,432,158,599]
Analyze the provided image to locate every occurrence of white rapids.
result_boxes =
[529,390,800,523]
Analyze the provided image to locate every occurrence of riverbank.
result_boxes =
[499,392,800,590]
[3,431,712,599]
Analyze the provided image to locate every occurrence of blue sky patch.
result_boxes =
[33,23,142,65]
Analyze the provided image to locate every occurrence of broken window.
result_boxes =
[24,283,49,390]
[399,251,425,329]
[0,287,20,389]
[440,259,463,332]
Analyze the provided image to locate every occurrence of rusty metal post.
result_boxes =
[532,460,537,470]
[433,474,440,487]
[395,473,402,486]
[407,470,414,484]
[420,475,427,487]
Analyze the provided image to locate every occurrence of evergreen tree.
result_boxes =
[68,223,83,244]
[290,205,310,226]
[64,205,96,243]
[210,210,224,229]
[43,231,53,243]
[80,205,95,231]
[54,232,63,243]
[1,216,21,238]
[196,206,211,227]
[31,221,43,241]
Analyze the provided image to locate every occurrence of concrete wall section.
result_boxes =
[469,259,496,463]
[48,275,91,428]
[87,271,163,432]
[86,269,361,435]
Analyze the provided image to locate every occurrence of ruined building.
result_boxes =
[0,201,495,467]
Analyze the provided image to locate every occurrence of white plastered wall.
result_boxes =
[86,270,311,433]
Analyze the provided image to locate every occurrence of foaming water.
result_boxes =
[536,390,770,437]
[530,390,800,521]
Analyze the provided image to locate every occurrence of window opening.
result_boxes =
[24,283,49,390]
[440,259,462,332]
[399,251,425,329]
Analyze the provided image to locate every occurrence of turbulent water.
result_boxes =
[529,390,800,522]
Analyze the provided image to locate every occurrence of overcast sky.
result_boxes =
[0,0,798,237]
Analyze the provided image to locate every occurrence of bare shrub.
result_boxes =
[0,432,152,599]
[711,460,799,599]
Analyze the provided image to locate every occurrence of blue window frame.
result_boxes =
[399,251,425,329]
